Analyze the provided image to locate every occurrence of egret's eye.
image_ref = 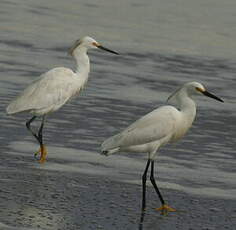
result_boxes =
[195,87,204,93]
[92,42,99,47]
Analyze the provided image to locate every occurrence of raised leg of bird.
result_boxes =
[26,115,47,163]
[26,116,38,139]
[150,160,176,215]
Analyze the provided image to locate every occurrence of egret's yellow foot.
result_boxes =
[37,145,47,163]
[156,204,176,215]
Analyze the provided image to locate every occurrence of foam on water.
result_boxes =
[7,141,236,200]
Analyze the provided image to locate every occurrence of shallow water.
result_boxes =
[0,0,236,229]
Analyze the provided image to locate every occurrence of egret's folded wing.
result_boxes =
[102,106,178,151]
[7,67,81,114]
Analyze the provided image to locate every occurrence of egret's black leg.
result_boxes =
[150,160,165,205]
[37,115,46,146]
[150,160,176,214]
[26,116,40,143]
[26,115,48,163]
[142,159,151,211]
[139,159,151,230]
[37,115,47,163]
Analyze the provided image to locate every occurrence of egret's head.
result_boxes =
[167,82,223,104]
[186,82,223,102]
[185,82,206,95]
[68,36,119,56]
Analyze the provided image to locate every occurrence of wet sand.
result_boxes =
[0,146,235,230]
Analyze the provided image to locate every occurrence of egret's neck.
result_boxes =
[170,89,197,143]
[177,90,197,119]
[73,47,90,76]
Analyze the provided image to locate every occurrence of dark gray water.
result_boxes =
[0,0,236,229]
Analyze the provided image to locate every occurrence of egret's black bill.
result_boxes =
[202,91,224,102]
[97,45,119,55]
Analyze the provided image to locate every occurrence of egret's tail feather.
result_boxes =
[101,133,122,156]
[6,103,16,115]
[6,99,30,115]
[101,147,120,156]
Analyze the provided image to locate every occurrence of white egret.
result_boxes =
[7,36,119,163]
[101,82,223,215]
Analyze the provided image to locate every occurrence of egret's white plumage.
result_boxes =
[101,81,223,217]
[6,68,82,116]
[102,105,179,158]
[7,36,118,116]
[7,36,118,163]
[102,82,223,159]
